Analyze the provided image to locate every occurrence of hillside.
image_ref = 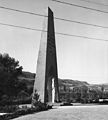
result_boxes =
[18,71,35,88]
[18,71,90,89]
[58,78,89,87]
[18,71,108,92]
[17,71,108,102]
[19,71,35,80]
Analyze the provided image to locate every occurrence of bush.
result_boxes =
[0,96,32,106]
[13,97,32,105]
[32,90,52,110]
[0,105,19,113]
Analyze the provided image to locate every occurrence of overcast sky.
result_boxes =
[0,0,108,84]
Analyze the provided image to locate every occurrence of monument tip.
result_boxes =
[48,7,53,14]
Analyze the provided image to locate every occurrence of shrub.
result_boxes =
[32,90,41,107]
[32,90,52,110]
[0,96,32,106]
[0,105,19,113]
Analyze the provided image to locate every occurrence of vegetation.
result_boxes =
[1,52,108,117]
[32,90,50,110]
[0,53,33,110]
[0,90,52,120]
[0,53,24,99]
[0,53,51,112]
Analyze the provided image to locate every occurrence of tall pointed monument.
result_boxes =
[33,7,59,103]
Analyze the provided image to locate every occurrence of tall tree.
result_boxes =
[0,53,23,97]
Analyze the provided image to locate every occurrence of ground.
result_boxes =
[13,105,108,120]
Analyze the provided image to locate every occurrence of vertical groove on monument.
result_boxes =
[33,7,59,103]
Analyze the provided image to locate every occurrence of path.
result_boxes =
[13,105,108,120]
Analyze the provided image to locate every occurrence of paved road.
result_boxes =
[13,105,108,120]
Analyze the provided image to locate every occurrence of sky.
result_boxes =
[0,0,108,84]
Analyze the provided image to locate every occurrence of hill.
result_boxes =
[18,71,108,92]
[17,71,108,102]
[18,71,90,89]
[58,78,89,87]
[18,71,35,88]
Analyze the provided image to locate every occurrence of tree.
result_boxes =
[32,90,41,107]
[0,53,23,98]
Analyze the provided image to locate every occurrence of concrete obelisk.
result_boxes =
[33,7,59,103]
